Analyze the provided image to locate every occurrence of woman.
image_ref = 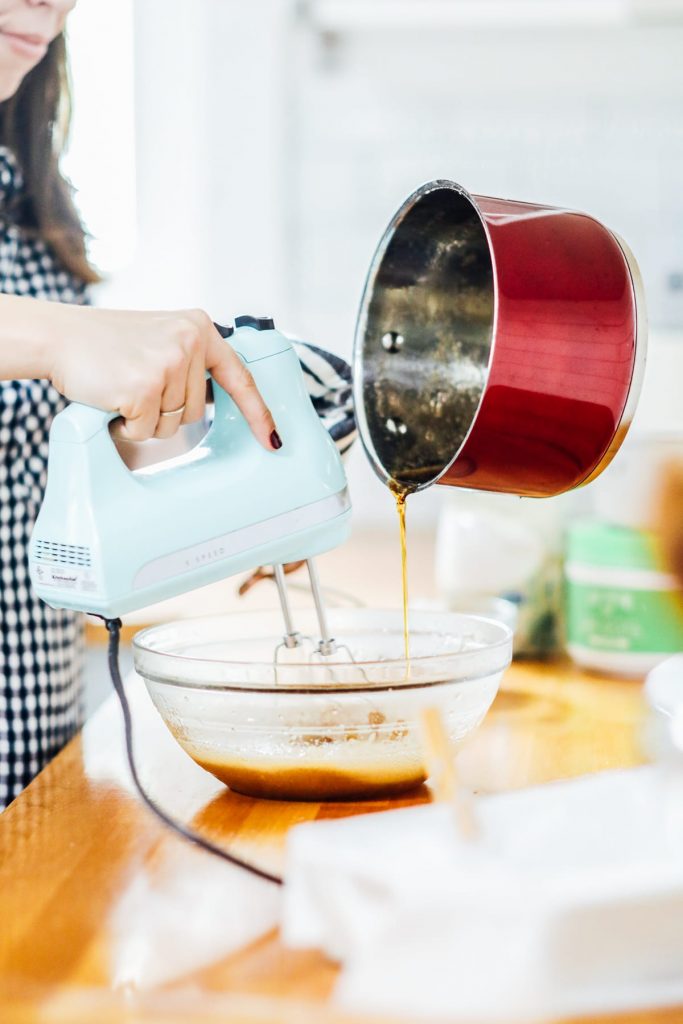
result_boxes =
[0,1,353,809]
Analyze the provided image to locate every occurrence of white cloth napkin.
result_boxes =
[109,848,281,990]
[283,767,683,1021]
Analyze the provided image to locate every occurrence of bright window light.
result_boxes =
[62,0,136,273]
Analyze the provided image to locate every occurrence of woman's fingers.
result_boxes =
[207,331,281,451]
[51,306,281,447]
[154,352,191,440]
[113,383,162,442]
[182,348,207,425]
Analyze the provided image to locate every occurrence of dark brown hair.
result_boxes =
[0,32,100,284]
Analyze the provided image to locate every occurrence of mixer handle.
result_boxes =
[50,319,292,455]
[49,403,120,445]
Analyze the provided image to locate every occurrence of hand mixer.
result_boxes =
[28,314,352,658]
[27,315,353,884]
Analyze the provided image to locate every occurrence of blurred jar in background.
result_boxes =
[656,458,683,589]
[564,432,683,678]
[591,433,683,530]
[435,491,569,658]
[565,521,681,677]
[641,459,683,769]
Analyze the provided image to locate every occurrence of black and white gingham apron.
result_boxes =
[0,146,355,809]
[0,147,88,809]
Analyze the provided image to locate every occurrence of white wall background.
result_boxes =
[66,0,683,529]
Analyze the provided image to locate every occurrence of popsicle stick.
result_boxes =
[419,706,480,841]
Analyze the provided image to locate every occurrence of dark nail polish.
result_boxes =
[270,430,283,450]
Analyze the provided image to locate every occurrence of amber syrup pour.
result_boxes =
[390,481,411,667]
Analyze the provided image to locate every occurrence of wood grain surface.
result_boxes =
[1,656,678,1024]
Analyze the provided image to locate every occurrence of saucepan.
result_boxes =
[354,180,646,497]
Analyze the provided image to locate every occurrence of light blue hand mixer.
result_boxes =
[26,315,354,883]
[28,315,352,655]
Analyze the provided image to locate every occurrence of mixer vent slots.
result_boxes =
[34,540,92,568]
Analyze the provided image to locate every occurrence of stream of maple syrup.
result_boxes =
[390,481,411,665]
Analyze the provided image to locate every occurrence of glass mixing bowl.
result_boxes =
[133,609,512,801]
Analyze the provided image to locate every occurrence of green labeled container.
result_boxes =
[565,522,683,677]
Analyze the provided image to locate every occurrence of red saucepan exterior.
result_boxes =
[353,181,646,497]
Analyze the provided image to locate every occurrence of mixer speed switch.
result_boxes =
[234,315,275,331]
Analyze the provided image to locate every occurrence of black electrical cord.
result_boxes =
[103,617,283,886]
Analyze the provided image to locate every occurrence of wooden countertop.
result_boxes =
[1,653,680,1024]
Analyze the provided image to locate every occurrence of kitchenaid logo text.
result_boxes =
[33,562,99,593]
[185,547,226,569]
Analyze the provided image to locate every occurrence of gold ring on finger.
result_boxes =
[159,404,186,418]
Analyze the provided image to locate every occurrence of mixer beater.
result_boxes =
[272,558,367,675]
[273,558,336,657]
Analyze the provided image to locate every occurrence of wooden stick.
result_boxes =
[420,706,480,841]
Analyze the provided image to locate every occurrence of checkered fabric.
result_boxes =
[0,147,88,809]
[0,146,356,809]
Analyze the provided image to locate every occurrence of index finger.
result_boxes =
[206,330,281,451]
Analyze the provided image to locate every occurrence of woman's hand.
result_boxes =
[50,306,280,447]
[43,303,281,448]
